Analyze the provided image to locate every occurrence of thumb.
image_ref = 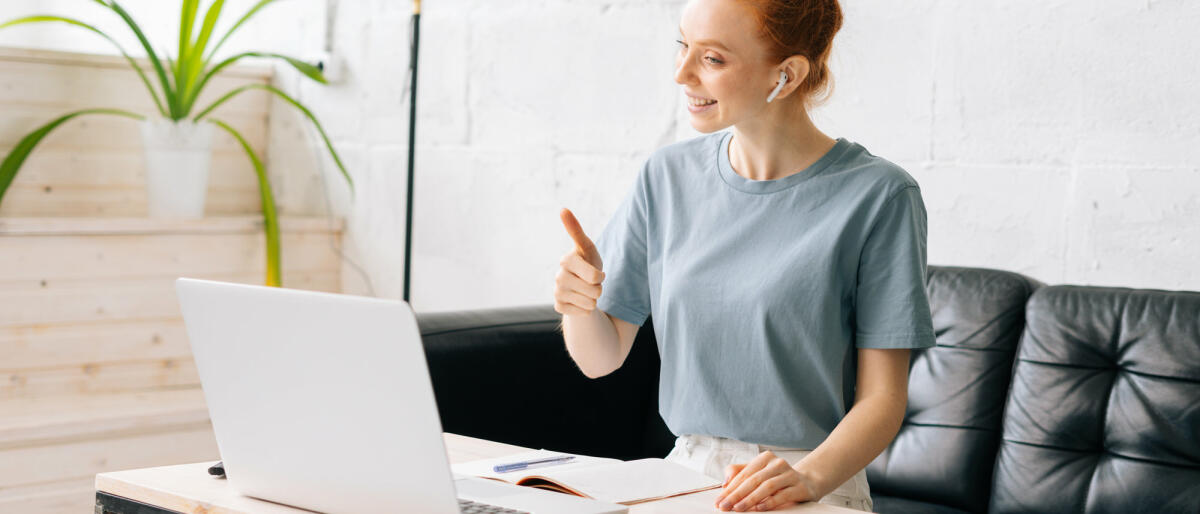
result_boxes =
[723,464,745,488]
[560,208,598,256]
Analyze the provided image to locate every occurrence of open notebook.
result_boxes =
[451,449,722,505]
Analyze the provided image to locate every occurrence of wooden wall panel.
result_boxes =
[0,425,219,487]
[0,389,216,514]
[0,477,96,514]
[0,217,343,398]
[0,46,273,217]
[0,47,341,514]
[0,232,341,282]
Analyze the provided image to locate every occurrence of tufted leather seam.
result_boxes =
[1002,438,1200,470]
[421,319,559,337]
[993,330,1036,506]
[1114,367,1200,384]
[1000,438,1100,454]
[901,421,1000,432]
[947,303,1025,348]
[1015,359,1199,383]
[908,359,1013,419]
[1014,358,1115,372]
[984,280,1040,511]
[930,344,1016,353]
[1083,338,1117,514]
[1111,293,1128,362]
[1094,448,1200,470]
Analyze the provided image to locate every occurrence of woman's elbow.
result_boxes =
[574,359,618,379]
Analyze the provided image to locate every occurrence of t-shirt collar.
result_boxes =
[716,131,851,194]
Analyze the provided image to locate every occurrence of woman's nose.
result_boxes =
[673,55,693,85]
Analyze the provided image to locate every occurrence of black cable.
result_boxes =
[402,1,420,303]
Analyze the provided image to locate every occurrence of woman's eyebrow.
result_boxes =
[678,27,733,52]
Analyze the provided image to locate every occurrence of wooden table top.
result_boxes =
[95,432,859,513]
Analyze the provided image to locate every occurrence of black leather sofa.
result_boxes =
[415,265,1200,513]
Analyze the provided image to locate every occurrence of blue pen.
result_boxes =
[493,455,576,473]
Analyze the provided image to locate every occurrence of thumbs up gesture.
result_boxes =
[555,208,606,316]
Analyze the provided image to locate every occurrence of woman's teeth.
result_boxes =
[688,97,717,106]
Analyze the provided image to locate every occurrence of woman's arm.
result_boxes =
[561,309,639,378]
[715,347,910,511]
[791,348,909,496]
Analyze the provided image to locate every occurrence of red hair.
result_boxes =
[735,0,843,108]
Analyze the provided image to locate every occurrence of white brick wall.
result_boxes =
[5,0,1198,311]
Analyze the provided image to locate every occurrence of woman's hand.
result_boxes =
[554,208,605,316]
[714,451,821,512]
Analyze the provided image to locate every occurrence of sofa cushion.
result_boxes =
[867,266,1041,513]
[870,494,972,514]
[990,285,1200,513]
[416,305,674,461]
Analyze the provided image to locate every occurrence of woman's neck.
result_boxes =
[727,109,837,182]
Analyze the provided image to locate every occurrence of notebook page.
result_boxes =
[450,449,622,482]
[528,458,722,505]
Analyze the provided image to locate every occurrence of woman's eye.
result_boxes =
[676,39,722,65]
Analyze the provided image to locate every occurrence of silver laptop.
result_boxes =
[176,277,627,514]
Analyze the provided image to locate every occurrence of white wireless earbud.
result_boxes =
[766,71,788,103]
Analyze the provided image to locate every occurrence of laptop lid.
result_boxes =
[176,277,459,514]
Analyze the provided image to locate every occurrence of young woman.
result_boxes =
[554,0,935,511]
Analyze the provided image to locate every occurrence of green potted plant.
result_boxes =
[0,0,354,287]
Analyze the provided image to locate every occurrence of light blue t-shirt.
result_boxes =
[594,131,935,449]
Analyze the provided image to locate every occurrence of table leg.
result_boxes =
[95,491,182,514]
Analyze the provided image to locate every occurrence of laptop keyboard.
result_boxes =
[458,498,530,514]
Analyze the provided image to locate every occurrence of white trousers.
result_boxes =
[664,433,873,512]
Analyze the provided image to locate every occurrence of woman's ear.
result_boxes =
[774,55,811,101]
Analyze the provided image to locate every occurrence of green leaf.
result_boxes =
[1,108,145,206]
[0,15,166,117]
[175,0,199,113]
[191,0,226,70]
[106,2,179,118]
[208,118,281,287]
[193,84,354,194]
[206,0,279,60]
[182,2,225,110]
[256,53,328,84]
[179,0,227,113]
[178,0,199,74]
[165,53,179,94]
[187,51,326,110]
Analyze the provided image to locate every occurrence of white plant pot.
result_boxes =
[139,118,214,218]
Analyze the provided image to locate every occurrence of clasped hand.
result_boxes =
[714,450,820,512]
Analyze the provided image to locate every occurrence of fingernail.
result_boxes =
[719,501,731,510]
[734,502,746,511]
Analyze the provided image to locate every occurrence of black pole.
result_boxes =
[403,0,420,303]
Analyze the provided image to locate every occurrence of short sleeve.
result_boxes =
[854,186,937,349]
[594,162,653,326]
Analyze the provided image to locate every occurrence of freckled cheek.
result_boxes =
[713,78,749,107]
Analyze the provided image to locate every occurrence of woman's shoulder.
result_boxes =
[835,139,922,198]
[644,132,726,170]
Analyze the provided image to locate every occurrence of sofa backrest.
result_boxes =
[989,285,1200,513]
[417,305,674,461]
[867,266,1041,513]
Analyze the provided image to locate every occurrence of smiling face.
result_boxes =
[674,0,783,133]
